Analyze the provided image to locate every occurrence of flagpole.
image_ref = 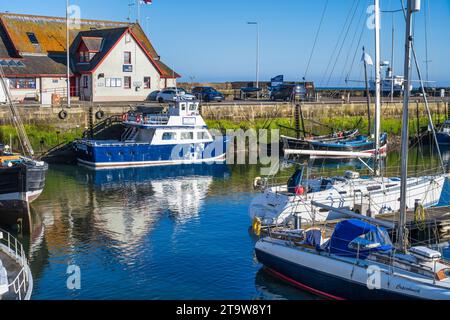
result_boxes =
[66,0,71,108]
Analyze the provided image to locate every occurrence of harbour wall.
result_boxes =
[0,101,448,130]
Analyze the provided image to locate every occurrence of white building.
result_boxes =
[0,13,179,104]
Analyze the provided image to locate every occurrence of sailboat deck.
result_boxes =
[299,206,450,243]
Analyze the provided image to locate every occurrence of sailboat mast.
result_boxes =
[399,0,420,251]
[374,0,382,176]
[363,47,372,135]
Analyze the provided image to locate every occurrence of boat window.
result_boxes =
[348,228,392,252]
[189,103,197,111]
[162,132,177,141]
[180,103,186,111]
[367,186,382,192]
[385,184,397,188]
[181,132,194,140]
[197,131,210,140]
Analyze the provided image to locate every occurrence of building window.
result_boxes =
[124,51,132,64]
[83,76,89,89]
[79,51,94,63]
[26,32,39,45]
[124,77,131,89]
[106,78,122,87]
[144,77,151,89]
[9,78,36,89]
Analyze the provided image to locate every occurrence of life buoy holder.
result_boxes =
[58,110,68,120]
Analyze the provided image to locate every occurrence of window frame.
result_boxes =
[144,77,151,89]
[124,51,132,65]
[124,76,132,89]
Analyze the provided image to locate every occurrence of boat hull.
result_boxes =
[75,140,227,170]
[255,239,450,300]
[0,161,47,205]
[437,132,450,145]
[255,248,416,300]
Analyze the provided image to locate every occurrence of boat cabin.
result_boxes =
[121,100,213,146]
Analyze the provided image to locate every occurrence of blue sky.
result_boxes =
[1,0,449,86]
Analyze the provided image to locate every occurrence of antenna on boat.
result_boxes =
[398,0,421,252]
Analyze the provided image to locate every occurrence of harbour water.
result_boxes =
[21,146,450,300]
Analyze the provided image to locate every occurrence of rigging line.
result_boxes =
[343,0,369,85]
[326,0,361,86]
[345,0,370,85]
[424,0,431,86]
[303,0,329,81]
[340,3,366,85]
[319,0,358,87]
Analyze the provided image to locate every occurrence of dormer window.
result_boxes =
[79,51,95,63]
[77,36,103,63]
[26,32,39,45]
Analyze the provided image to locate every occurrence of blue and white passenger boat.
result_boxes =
[74,99,227,169]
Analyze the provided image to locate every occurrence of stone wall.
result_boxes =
[0,101,448,130]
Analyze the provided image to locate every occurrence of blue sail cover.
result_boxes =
[329,219,393,259]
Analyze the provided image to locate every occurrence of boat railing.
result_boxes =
[126,113,170,126]
[0,229,32,300]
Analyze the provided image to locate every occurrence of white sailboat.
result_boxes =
[249,0,448,227]
[255,0,450,300]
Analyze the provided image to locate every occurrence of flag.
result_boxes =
[141,0,152,4]
[362,52,374,66]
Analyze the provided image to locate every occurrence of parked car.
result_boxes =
[192,87,225,102]
[269,84,305,102]
[147,90,160,101]
[156,89,195,103]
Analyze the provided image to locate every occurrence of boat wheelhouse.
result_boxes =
[74,99,227,169]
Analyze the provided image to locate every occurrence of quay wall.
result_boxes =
[0,101,448,130]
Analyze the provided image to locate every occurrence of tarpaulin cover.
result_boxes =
[329,219,392,259]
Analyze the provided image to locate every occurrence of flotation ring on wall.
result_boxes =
[58,110,68,120]
[95,110,105,120]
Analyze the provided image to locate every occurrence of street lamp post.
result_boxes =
[247,22,259,99]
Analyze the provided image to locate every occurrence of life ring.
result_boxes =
[253,177,262,190]
[252,217,262,237]
[136,115,142,123]
[58,110,68,120]
[122,113,128,122]
[95,110,105,120]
